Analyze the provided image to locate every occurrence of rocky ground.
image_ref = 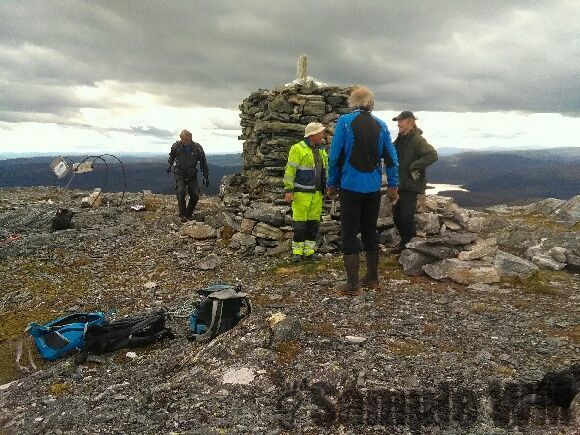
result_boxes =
[0,187,578,434]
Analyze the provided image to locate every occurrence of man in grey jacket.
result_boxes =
[392,111,438,252]
[167,130,209,222]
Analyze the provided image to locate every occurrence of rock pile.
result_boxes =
[398,195,580,284]
[221,82,352,203]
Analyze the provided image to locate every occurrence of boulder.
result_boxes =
[555,195,580,226]
[493,250,538,278]
[452,209,470,225]
[415,213,441,235]
[525,242,545,259]
[532,254,566,271]
[181,223,216,239]
[441,218,462,231]
[458,237,498,261]
[271,316,302,344]
[267,240,291,256]
[240,218,256,235]
[231,232,257,247]
[547,247,567,263]
[426,232,479,246]
[399,249,435,275]
[197,254,220,270]
[254,121,305,134]
[252,222,284,240]
[527,198,565,216]
[376,216,394,230]
[565,251,580,272]
[204,211,227,229]
[423,259,500,284]
[406,239,460,260]
[244,206,285,227]
[466,216,490,233]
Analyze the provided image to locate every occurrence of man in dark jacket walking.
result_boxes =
[391,111,438,252]
[167,129,209,222]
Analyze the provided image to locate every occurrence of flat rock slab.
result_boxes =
[493,250,538,278]
[532,254,566,271]
[423,259,500,284]
[426,232,479,246]
[406,240,460,260]
[181,222,216,239]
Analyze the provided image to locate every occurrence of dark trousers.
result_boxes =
[392,189,418,246]
[175,173,199,217]
[293,220,320,242]
[339,189,381,255]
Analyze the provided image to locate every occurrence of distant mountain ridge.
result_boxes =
[0,148,578,207]
[0,154,242,196]
[428,147,579,206]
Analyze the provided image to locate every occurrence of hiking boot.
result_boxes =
[361,250,379,288]
[292,254,303,263]
[179,216,188,223]
[336,254,362,296]
[186,216,194,221]
[304,253,321,261]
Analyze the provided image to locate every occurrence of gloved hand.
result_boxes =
[203,177,209,187]
[166,165,172,174]
[410,170,420,181]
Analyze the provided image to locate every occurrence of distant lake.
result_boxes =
[426,183,469,195]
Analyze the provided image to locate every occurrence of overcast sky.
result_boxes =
[1,0,579,156]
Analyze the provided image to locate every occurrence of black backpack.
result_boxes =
[188,284,252,342]
[78,311,174,361]
[52,208,74,231]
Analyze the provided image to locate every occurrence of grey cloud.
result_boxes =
[109,126,174,140]
[0,0,578,127]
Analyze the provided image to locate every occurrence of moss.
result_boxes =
[504,270,567,296]
[545,325,580,345]
[272,256,343,277]
[423,323,440,335]
[495,366,516,377]
[377,255,407,280]
[303,321,336,337]
[274,341,301,364]
[49,382,70,396]
[470,303,499,314]
[386,339,425,356]
[514,212,574,233]
[0,309,54,383]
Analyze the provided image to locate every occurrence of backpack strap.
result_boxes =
[240,297,252,319]
[15,334,37,372]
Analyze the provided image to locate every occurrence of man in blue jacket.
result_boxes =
[327,87,399,295]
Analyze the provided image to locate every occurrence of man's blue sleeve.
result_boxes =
[327,117,345,187]
[382,128,399,188]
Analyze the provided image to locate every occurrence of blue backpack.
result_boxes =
[26,312,106,361]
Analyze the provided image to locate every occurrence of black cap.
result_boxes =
[392,111,417,121]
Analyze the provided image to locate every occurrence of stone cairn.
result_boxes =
[177,56,578,284]
[221,55,352,203]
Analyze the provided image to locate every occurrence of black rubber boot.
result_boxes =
[361,251,379,288]
[336,254,362,296]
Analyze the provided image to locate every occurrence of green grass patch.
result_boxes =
[504,270,569,296]
[514,212,576,233]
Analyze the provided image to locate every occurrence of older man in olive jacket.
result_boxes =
[392,111,438,252]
